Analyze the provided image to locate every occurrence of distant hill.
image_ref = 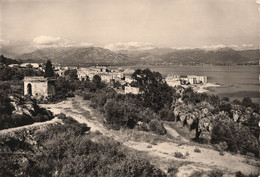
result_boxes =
[16,47,259,66]
[0,55,21,66]
[18,47,135,65]
[116,48,259,65]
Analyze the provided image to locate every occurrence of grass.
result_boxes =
[165,121,213,149]
[164,121,194,140]
[118,128,169,145]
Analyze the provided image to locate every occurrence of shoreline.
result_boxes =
[190,83,221,93]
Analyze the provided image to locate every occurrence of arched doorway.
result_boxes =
[27,83,32,96]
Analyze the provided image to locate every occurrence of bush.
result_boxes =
[190,171,204,177]
[194,148,201,153]
[159,107,175,121]
[147,145,152,148]
[235,171,258,177]
[174,152,184,159]
[215,142,228,152]
[83,93,92,100]
[211,120,259,157]
[219,151,225,156]
[0,117,166,177]
[149,119,167,135]
[245,152,255,158]
[208,169,224,177]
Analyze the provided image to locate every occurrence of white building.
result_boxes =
[165,74,207,86]
[125,86,140,94]
[165,74,181,86]
[124,75,134,84]
[187,75,207,84]
[112,72,123,81]
[24,76,55,98]
[20,63,40,68]
[9,64,20,67]
[99,73,113,83]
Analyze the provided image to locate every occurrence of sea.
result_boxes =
[126,65,260,104]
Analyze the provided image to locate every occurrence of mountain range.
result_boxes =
[11,47,260,65]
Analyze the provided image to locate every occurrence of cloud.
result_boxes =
[33,35,92,48]
[242,44,254,47]
[201,44,227,50]
[33,35,61,45]
[200,44,256,50]
[171,46,194,50]
[0,39,11,48]
[76,42,93,47]
[104,42,157,51]
[171,44,257,51]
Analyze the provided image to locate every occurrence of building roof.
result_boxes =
[24,76,55,81]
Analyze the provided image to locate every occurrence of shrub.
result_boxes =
[219,151,225,156]
[208,169,224,177]
[211,120,259,157]
[159,107,175,121]
[235,171,258,177]
[83,93,92,100]
[245,152,255,158]
[174,152,184,159]
[149,119,167,135]
[0,118,166,177]
[194,148,201,153]
[215,142,228,152]
[147,145,152,148]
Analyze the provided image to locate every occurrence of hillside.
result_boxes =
[0,55,21,66]
[18,47,136,65]
[16,47,259,65]
[117,48,259,65]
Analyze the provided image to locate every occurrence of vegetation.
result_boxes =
[0,55,21,66]
[0,82,53,130]
[80,71,168,135]
[0,65,44,81]
[131,68,176,112]
[0,114,166,176]
[64,69,78,80]
[78,68,259,158]
[173,152,184,159]
[44,60,54,77]
[173,87,260,157]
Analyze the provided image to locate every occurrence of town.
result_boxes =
[16,61,208,98]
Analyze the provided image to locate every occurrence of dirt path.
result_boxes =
[40,96,260,176]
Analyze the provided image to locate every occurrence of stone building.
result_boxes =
[24,76,55,98]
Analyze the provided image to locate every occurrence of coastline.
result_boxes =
[190,83,221,93]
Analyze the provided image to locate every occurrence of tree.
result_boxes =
[92,75,105,90]
[0,91,14,115]
[64,69,78,80]
[44,60,54,77]
[131,69,174,112]
[173,101,214,140]
[242,97,253,108]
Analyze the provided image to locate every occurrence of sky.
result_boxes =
[0,0,259,55]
